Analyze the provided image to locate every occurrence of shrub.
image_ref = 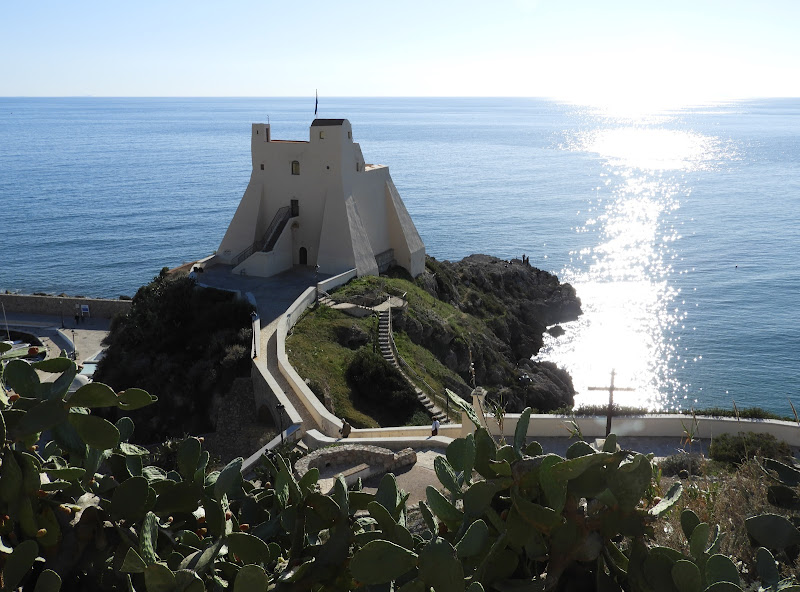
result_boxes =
[405,409,432,427]
[659,452,705,476]
[709,431,793,465]
[346,348,418,411]
[94,270,254,442]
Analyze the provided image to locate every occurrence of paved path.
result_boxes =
[198,264,329,322]
[260,318,320,433]
[2,312,110,364]
[199,264,329,434]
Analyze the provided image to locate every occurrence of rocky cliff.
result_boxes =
[393,254,582,412]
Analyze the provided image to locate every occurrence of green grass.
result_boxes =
[393,331,469,420]
[337,275,480,414]
[286,306,376,428]
[286,305,434,428]
[289,272,482,428]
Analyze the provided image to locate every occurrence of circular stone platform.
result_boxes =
[295,444,416,493]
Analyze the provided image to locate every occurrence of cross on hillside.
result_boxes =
[588,369,635,436]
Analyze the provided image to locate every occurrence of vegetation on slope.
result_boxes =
[653,440,800,584]
[287,254,581,427]
[94,269,254,441]
[286,305,431,428]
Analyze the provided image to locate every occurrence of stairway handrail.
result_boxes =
[232,206,291,266]
[388,329,454,422]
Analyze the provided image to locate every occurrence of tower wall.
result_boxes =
[217,119,425,278]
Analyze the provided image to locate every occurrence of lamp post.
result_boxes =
[276,403,285,445]
[250,311,258,359]
[60,299,64,329]
[70,329,76,360]
[315,264,320,305]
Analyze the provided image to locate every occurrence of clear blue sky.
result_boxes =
[2,0,798,104]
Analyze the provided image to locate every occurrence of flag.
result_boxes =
[315,90,318,116]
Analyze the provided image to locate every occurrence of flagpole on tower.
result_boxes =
[315,89,318,116]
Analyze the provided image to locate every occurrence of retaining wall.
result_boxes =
[0,294,131,319]
[317,268,357,293]
[250,361,302,435]
[302,429,455,452]
[478,406,800,447]
[349,423,468,440]
[276,268,364,439]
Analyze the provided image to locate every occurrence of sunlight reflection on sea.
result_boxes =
[536,117,735,410]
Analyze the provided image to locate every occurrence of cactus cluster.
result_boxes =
[350,408,686,591]
[0,356,159,590]
[2,355,800,591]
[739,457,800,591]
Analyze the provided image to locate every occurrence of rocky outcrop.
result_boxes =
[393,255,581,412]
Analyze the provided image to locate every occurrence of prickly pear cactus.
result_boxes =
[0,356,161,590]
[351,407,686,591]
[0,356,403,591]
[5,358,798,592]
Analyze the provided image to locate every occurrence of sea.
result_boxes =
[1,97,798,414]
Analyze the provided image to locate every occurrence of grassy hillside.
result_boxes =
[287,275,473,428]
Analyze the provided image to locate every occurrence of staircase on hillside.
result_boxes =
[318,292,335,308]
[377,310,393,364]
[378,309,448,424]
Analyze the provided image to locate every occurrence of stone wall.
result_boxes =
[295,444,417,479]
[0,294,131,319]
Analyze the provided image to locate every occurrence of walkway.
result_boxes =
[199,264,329,433]
[197,264,329,322]
[1,312,109,364]
[259,318,320,433]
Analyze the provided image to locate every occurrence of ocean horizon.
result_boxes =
[2,97,798,415]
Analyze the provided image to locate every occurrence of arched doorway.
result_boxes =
[299,247,308,265]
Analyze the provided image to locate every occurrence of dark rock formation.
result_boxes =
[337,323,371,350]
[393,255,581,412]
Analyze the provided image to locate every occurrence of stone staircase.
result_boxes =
[377,310,393,364]
[377,310,448,424]
[317,289,449,423]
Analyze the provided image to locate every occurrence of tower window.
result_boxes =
[356,162,360,171]
[348,131,352,139]
[260,164,264,170]
[291,161,300,175]
[319,131,326,139]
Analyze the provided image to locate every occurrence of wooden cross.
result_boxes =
[587,369,635,436]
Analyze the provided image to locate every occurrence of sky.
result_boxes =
[2,0,799,105]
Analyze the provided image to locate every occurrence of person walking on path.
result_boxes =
[431,418,440,437]
[339,419,352,438]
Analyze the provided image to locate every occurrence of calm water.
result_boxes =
[1,97,798,413]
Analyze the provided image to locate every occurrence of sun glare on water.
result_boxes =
[536,115,730,410]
